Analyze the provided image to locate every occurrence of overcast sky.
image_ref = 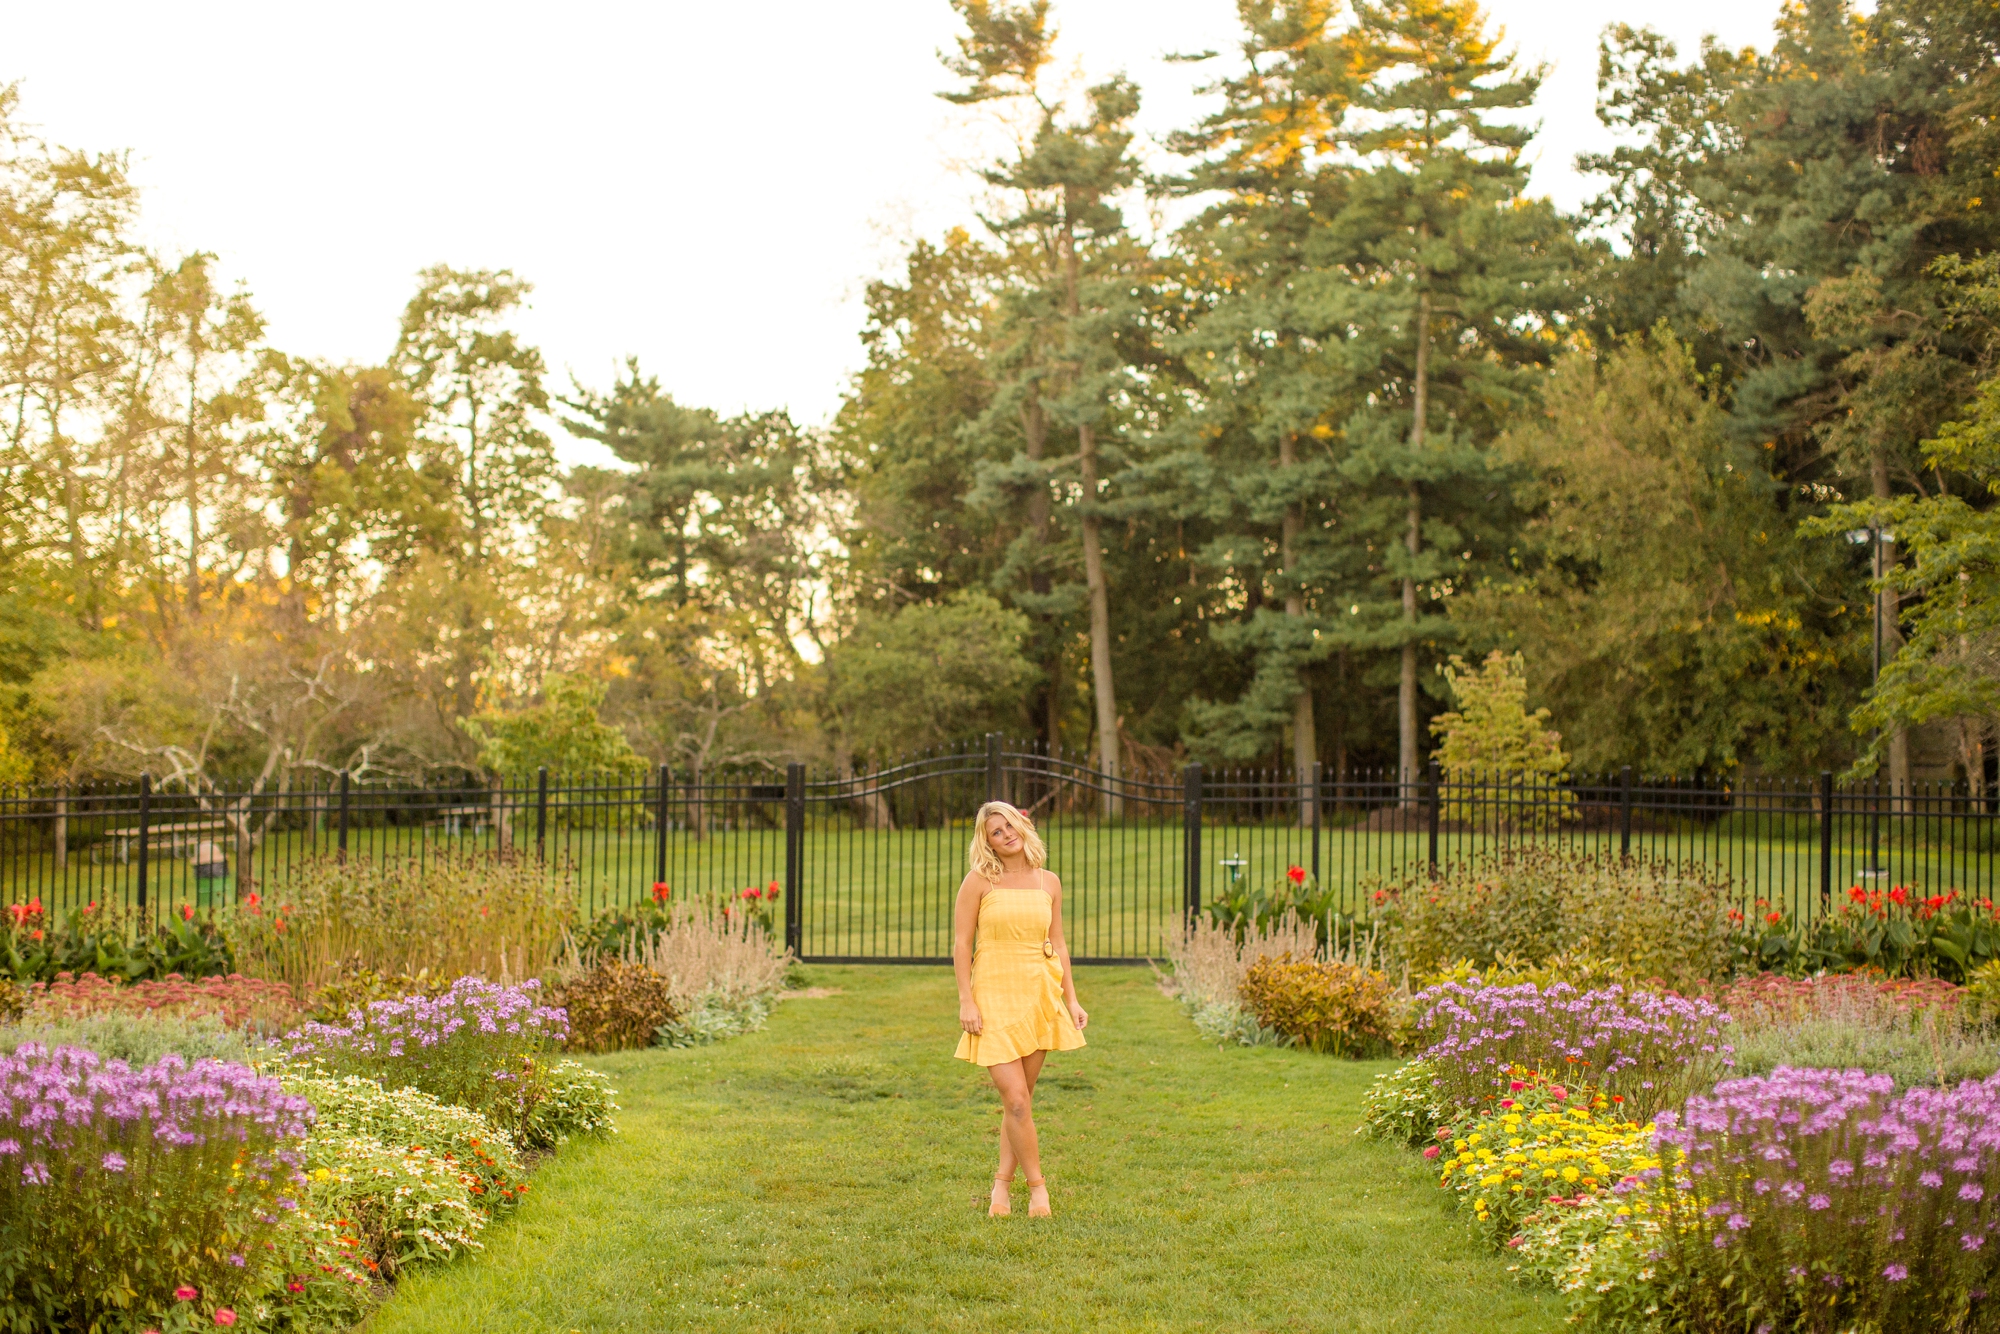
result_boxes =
[7,0,1787,461]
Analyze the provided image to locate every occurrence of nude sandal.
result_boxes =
[989,1175,1012,1217]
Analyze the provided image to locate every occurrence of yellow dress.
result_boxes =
[953,879,1087,1067]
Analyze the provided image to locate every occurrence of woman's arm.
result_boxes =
[1045,872,1089,1030]
[953,874,984,1035]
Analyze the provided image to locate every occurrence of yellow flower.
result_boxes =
[1561,1167,1581,1183]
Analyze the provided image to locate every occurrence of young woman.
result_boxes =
[953,801,1088,1218]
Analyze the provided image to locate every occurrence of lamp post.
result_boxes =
[1847,525,1889,880]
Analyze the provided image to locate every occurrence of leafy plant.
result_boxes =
[0,899,235,984]
[1357,1059,1458,1148]
[516,1059,619,1150]
[553,959,678,1053]
[1203,864,1340,944]
[303,962,450,1023]
[1238,956,1396,1057]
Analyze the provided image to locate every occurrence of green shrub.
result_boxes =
[657,991,775,1048]
[553,959,678,1053]
[1356,1058,1457,1147]
[1238,956,1396,1057]
[1372,849,1734,988]
[0,1010,258,1066]
[516,1059,620,1150]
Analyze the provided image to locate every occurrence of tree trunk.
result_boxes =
[1020,398,1060,754]
[837,748,895,832]
[1078,422,1120,816]
[1400,292,1431,804]
[1871,449,1910,805]
[1279,432,1315,824]
[1057,204,1119,816]
[53,786,66,874]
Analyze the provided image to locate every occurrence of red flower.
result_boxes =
[27,929,40,942]
[287,1281,305,1293]
[1286,865,1306,885]
[1764,912,1782,925]
[274,919,287,934]
[5,904,26,926]
[1727,909,1744,924]
[213,1310,236,1327]
[1422,1144,1440,1159]
[174,1286,199,1302]
[652,882,671,902]
[741,887,760,900]
[1889,886,1909,907]
[1849,886,1867,902]
[181,904,195,922]
[1551,1086,1568,1101]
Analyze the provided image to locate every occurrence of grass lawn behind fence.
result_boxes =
[365,965,1562,1334]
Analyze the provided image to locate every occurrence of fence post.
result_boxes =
[1820,770,1835,914]
[1183,763,1203,923]
[654,764,671,888]
[336,771,351,862]
[135,772,151,912]
[535,767,549,862]
[985,733,1003,804]
[1309,762,1322,885]
[1426,761,1441,878]
[1620,765,1633,859]
[784,762,804,957]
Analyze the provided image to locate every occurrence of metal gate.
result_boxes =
[786,737,1185,964]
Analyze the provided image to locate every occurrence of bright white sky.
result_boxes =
[7,0,1786,464]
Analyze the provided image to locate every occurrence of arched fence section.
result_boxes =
[2,740,1995,963]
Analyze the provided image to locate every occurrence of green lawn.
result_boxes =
[364,965,1562,1334]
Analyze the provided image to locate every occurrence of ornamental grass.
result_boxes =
[1410,980,1732,1120]
[224,849,577,994]
[1651,1067,2000,1333]
[0,1044,313,1331]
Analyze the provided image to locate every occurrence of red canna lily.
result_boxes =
[1286,865,1306,885]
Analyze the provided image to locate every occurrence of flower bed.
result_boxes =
[0,1044,313,1331]
[29,969,299,1030]
[285,977,568,1131]
[1407,981,1733,1120]
[1648,1067,2000,1332]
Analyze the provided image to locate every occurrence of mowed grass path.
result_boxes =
[367,967,1561,1333]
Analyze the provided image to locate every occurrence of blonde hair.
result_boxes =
[967,801,1046,881]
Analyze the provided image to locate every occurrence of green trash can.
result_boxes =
[192,839,228,911]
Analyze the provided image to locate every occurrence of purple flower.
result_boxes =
[1883,1265,1908,1282]
[20,1162,47,1185]
[101,1152,126,1172]
[1922,1172,1944,1188]
[1727,1214,1750,1231]
[1962,1183,1986,1202]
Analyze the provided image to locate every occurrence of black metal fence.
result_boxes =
[3,740,1995,963]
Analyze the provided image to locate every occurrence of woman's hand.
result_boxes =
[960,1000,983,1035]
[1069,1000,1089,1031]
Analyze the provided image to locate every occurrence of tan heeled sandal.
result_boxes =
[1026,1176,1051,1218]
[988,1175,1013,1217]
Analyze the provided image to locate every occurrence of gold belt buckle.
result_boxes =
[1041,939,1055,958]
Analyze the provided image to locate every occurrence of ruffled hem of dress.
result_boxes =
[953,1010,1086,1066]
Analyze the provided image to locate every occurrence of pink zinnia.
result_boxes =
[174,1287,198,1302]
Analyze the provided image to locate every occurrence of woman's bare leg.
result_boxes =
[992,1050,1050,1193]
